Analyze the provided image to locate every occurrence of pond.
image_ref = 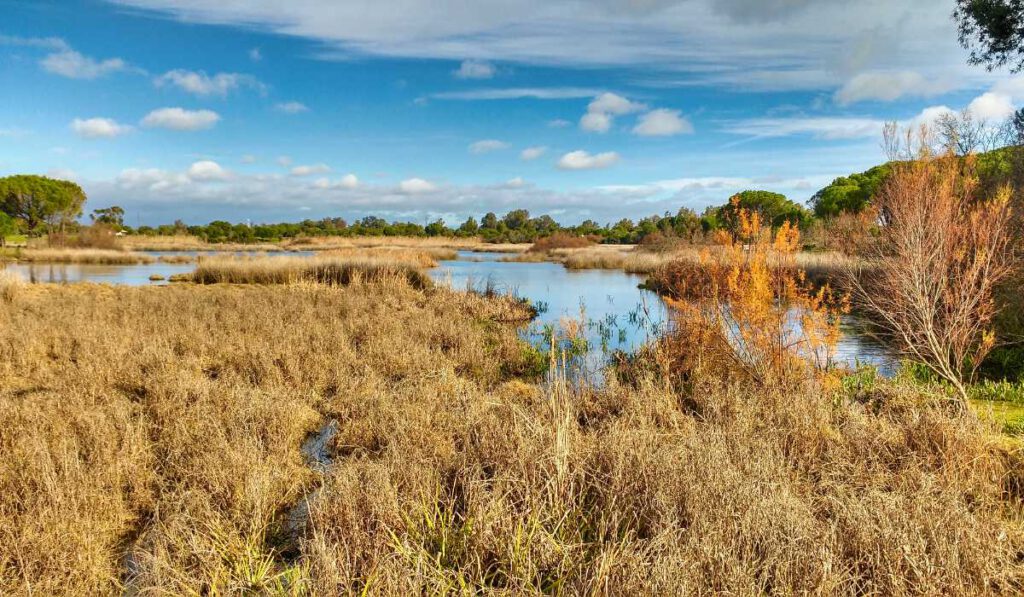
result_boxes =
[3,250,896,376]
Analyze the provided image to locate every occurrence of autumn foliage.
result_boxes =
[850,146,1016,404]
[659,198,848,389]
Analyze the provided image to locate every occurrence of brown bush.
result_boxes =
[527,232,596,253]
[851,150,1016,403]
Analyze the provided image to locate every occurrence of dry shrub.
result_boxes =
[851,148,1016,402]
[76,224,122,250]
[658,200,848,389]
[527,233,596,253]
[637,230,686,253]
[0,269,23,302]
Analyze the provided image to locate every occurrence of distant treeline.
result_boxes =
[125,189,815,245]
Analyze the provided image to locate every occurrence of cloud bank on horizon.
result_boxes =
[0,0,1021,225]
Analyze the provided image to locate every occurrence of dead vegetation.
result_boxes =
[0,273,1020,594]
[189,253,436,288]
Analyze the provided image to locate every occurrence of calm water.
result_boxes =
[3,250,895,375]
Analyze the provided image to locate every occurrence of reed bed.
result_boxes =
[285,236,526,254]
[121,235,286,252]
[16,248,156,265]
[155,254,196,264]
[321,246,457,264]
[0,281,1020,595]
[190,254,434,288]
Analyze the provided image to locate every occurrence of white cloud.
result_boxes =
[103,0,984,98]
[47,168,78,181]
[835,71,956,105]
[966,92,1016,121]
[187,160,230,181]
[399,178,437,193]
[313,174,359,189]
[557,150,620,170]
[548,119,572,128]
[70,117,133,139]
[249,47,262,61]
[724,116,886,140]
[520,146,547,160]
[277,156,293,167]
[453,59,495,79]
[41,50,127,79]
[155,69,264,96]
[141,107,221,131]
[588,92,646,116]
[240,154,257,164]
[276,101,310,114]
[632,108,693,136]
[580,92,645,133]
[429,87,602,101]
[290,163,331,176]
[505,176,526,188]
[580,111,612,133]
[469,139,508,154]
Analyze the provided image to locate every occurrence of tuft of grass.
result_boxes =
[190,254,434,288]
[17,248,156,265]
[527,233,595,253]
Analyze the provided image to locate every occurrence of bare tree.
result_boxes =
[935,109,987,156]
[850,144,1016,406]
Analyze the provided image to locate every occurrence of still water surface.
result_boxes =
[5,250,895,375]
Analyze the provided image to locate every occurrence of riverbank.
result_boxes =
[1,276,1021,594]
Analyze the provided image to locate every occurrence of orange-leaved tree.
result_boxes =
[658,197,848,390]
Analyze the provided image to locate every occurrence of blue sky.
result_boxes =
[0,0,1020,225]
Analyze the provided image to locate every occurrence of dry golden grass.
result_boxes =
[16,248,156,265]
[0,277,1021,594]
[155,254,196,264]
[121,235,286,252]
[286,235,527,254]
[321,246,458,263]
[190,254,435,288]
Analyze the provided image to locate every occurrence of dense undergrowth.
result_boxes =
[0,277,1022,595]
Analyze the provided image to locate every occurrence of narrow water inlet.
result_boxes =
[284,419,340,540]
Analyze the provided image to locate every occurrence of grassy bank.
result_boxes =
[0,278,1021,594]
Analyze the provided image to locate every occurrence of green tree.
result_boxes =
[955,0,1024,72]
[91,205,125,228]
[502,209,530,230]
[719,190,809,231]
[481,212,499,230]
[0,175,86,234]
[0,211,17,247]
[811,164,891,218]
[457,217,479,235]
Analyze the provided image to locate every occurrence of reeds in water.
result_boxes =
[191,254,434,288]
[17,248,156,265]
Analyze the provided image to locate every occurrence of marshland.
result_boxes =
[3,149,1024,594]
[7,1,1024,593]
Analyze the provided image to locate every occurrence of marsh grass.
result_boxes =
[122,235,286,252]
[16,248,157,265]
[1,277,1022,594]
[191,254,435,288]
